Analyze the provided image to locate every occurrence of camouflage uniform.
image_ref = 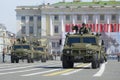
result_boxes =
[79,23,89,34]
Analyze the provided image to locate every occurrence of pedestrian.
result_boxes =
[2,48,6,63]
[117,54,120,62]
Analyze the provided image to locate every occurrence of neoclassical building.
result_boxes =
[15,1,120,54]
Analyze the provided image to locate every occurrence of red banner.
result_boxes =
[65,24,70,32]
[65,23,120,32]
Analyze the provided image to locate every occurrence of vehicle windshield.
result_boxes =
[13,45,30,50]
[34,47,44,51]
[83,37,96,44]
[67,37,80,44]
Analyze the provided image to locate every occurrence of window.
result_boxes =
[88,14,93,21]
[100,15,104,21]
[29,16,33,21]
[37,16,41,21]
[37,26,41,34]
[21,16,25,21]
[112,14,116,21]
[77,15,81,21]
[52,42,56,48]
[21,26,26,34]
[29,26,33,34]
[83,37,96,44]
[54,25,59,33]
[54,15,59,20]
[57,42,60,47]
[66,15,70,21]
[67,37,80,44]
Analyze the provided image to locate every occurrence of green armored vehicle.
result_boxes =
[33,46,48,62]
[11,44,34,63]
[61,32,107,69]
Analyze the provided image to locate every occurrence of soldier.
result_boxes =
[72,25,78,33]
[117,54,120,62]
[2,48,6,63]
[79,23,89,34]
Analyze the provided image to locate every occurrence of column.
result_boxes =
[16,15,21,37]
[82,15,87,23]
[50,15,53,36]
[26,16,29,36]
[72,14,76,25]
[34,16,37,37]
[118,14,120,24]
[105,14,111,24]
[60,15,65,53]
[41,14,46,37]
[60,15,65,33]
[93,14,99,24]
[107,15,111,32]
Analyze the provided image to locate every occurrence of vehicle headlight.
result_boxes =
[87,50,93,54]
[66,50,70,54]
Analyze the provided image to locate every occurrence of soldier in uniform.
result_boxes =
[2,48,6,63]
[79,23,89,34]
[117,53,120,62]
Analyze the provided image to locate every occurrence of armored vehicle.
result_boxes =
[33,46,48,62]
[61,32,107,69]
[11,44,34,63]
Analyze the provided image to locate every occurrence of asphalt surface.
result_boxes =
[0,58,120,80]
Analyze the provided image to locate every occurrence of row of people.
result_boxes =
[72,23,91,34]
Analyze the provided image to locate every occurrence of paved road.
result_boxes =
[0,60,120,80]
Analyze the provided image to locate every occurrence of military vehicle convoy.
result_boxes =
[61,25,107,69]
[33,46,48,62]
[10,37,49,63]
[11,44,34,63]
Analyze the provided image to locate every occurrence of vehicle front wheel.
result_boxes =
[62,55,74,68]
[92,54,99,69]
[11,55,15,63]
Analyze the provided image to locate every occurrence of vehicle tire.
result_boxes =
[118,56,120,62]
[11,55,15,63]
[16,58,19,63]
[97,60,100,68]
[41,55,46,62]
[92,54,98,69]
[27,58,31,63]
[62,55,74,68]
[31,58,34,63]
[41,58,46,62]
[100,55,104,63]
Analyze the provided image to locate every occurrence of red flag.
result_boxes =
[118,24,120,32]
[107,24,109,32]
[110,24,114,32]
[104,24,108,32]
[96,24,99,32]
[100,24,103,32]
[65,24,70,32]
[93,24,95,32]
[71,24,75,32]
[77,24,81,29]
[90,24,93,32]
[86,24,89,28]
[114,24,117,32]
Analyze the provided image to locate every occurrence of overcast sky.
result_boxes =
[0,0,119,33]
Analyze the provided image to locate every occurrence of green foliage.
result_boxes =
[53,1,120,6]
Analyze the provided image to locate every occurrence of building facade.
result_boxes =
[15,1,120,54]
[0,24,15,54]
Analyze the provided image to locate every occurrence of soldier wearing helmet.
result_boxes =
[79,23,89,34]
